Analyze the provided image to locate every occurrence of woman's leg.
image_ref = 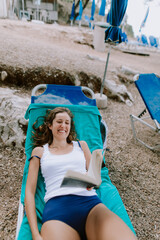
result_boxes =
[85,203,137,240]
[41,220,81,240]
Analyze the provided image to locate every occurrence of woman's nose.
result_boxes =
[60,122,65,127]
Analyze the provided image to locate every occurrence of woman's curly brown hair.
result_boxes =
[32,107,77,147]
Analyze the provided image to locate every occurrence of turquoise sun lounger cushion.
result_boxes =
[18,104,136,239]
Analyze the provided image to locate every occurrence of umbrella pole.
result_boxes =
[100,45,111,96]
[90,21,94,30]
[22,0,24,18]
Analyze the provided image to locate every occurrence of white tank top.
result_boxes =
[40,141,97,202]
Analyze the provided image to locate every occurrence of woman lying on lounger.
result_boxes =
[25,107,137,240]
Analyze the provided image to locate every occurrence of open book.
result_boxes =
[60,149,103,189]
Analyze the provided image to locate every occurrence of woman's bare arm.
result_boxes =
[79,141,91,171]
[25,147,43,240]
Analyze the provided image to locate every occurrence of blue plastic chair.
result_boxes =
[130,74,160,151]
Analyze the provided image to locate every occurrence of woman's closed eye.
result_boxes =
[57,120,70,125]
[57,120,62,124]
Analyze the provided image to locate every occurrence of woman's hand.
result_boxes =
[86,187,94,191]
[85,171,94,191]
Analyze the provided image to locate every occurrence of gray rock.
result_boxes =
[0,87,30,148]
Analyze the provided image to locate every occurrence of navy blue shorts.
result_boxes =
[42,194,102,240]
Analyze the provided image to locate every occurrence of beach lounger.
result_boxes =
[130,73,160,151]
[16,84,136,239]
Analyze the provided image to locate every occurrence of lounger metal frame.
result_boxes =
[15,84,108,239]
[130,74,160,151]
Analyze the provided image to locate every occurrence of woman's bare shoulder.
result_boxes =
[79,141,90,152]
[32,146,44,159]
[79,140,88,147]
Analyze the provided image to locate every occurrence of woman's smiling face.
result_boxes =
[49,112,71,140]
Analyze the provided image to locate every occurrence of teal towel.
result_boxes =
[18,104,135,239]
